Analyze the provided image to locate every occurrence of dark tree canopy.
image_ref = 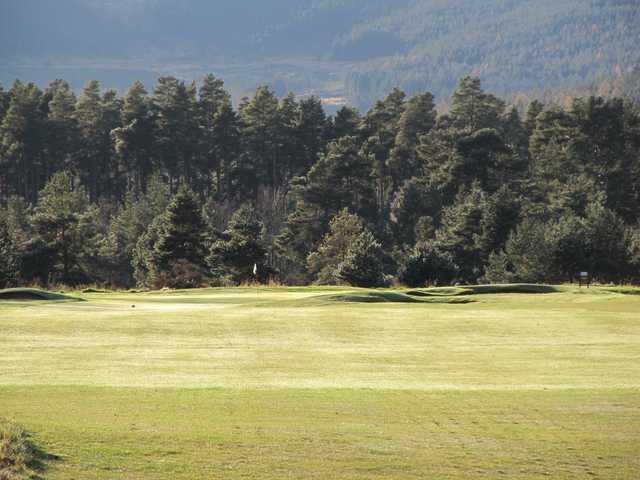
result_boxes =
[0,74,638,288]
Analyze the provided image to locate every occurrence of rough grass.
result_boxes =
[0,285,639,479]
[0,418,54,480]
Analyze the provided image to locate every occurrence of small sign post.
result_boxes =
[578,271,590,288]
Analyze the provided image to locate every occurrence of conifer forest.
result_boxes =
[1,75,639,288]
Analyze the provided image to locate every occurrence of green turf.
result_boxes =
[0,288,81,302]
[1,285,639,479]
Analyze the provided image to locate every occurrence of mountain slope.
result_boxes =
[0,0,638,107]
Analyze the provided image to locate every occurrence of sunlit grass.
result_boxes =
[1,286,639,478]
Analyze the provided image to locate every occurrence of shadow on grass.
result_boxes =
[406,284,560,297]
[0,288,83,302]
[283,291,475,306]
[0,419,60,480]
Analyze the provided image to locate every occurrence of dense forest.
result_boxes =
[1,74,639,289]
[1,0,638,108]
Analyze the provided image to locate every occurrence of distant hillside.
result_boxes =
[1,0,638,108]
[341,0,640,106]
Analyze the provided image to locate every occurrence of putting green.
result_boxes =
[1,286,639,478]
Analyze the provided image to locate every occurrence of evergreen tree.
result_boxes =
[75,80,122,200]
[337,229,386,288]
[107,176,170,286]
[524,100,544,137]
[628,227,640,283]
[132,214,165,287]
[238,86,282,199]
[0,81,46,202]
[152,77,199,189]
[582,199,631,282]
[0,83,8,124]
[208,203,267,284]
[277,135,377,275]
[296,96,329,174]
[449,77,505,131]
[112,81,156,193]
[0,216,20,288]
[331,106,361,140]
[485,218,555,284]
[361,88,406,142]
[30,171,92,284]
[151,187,207,286]
[307,209,365,285]
[431,185,498,283]
[44,79,80,174]
[398,242,458,287]
[389,92,437,186]
[390,177,442,248]
[197,75,240,197]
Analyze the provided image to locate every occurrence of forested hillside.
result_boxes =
[1,75,639,288]
[1,0,638,107]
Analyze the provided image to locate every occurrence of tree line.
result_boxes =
[1,75,639,289]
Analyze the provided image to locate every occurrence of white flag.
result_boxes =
[253,263,258,276]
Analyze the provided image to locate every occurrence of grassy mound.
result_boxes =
[0,419,56,480]
[307,291,474,305]
[406,284,560,297]
[0,288,79,302]
[601,287,640,296]
[81,288,110,294]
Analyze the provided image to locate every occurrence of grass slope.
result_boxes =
[0,285,639,479]
[0,288,80,302]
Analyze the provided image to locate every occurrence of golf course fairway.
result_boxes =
[1,285,639,479]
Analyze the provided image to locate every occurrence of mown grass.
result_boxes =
[0,285,639,479]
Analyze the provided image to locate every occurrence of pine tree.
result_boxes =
[398,242,458,287]
[331,106,361,140]
[389,92,437,186]
[390,177,442,248]
[152,77,199,189]
[296,96,329,174]
[277,135,377,275]
[337,229,386,288]
[45,79,80,174]
[432,185,492,283]
[112,81,156,193]
[239,86,282,198]
[524,100,544,137]
[0,216,20,288]
[449,77,504,132]
[307,209,365,285]
[107,176,170,286]
[0,81,46,202]
[75,80,122,200]
[198,75,240,197]
[30,171,91,284]
[486,218,555,284]
[152,187,207,281]
[208,204,267,284]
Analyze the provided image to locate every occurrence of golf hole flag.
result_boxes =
[253,263,258,276]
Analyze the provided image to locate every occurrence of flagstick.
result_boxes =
[253,263,259,301]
